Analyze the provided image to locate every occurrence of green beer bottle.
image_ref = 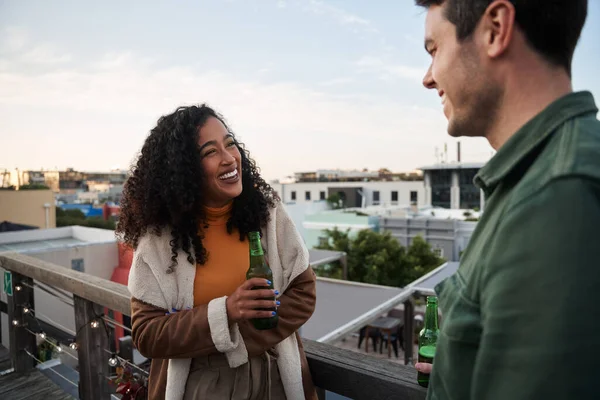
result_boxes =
[417,296,439,388]
[246,231,278,330]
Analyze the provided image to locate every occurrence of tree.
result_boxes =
[326,193,343,209]
[56,207,115,230]
[405,235,444,282]
[348,230,408,286]
[313,228,351,278]
[19,184,50,190]
[315,228,444,287]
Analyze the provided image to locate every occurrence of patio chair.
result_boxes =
[358,326,381,352]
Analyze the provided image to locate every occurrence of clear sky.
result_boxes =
[1,0,598,181]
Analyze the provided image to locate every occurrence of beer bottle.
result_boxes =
[417,296,439,388]
[246,231,278,330]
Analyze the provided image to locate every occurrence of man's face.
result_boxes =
[422,4,501,138]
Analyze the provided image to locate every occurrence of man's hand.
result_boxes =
[415,362,433,374]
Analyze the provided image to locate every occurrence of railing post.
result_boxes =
[340,253,348,281]
[74,295,110,400]
[7,272,36,372]
[316,387,327,400]
[403,298,414,365]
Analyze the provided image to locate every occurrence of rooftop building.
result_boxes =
[419,161,486,210]
[0,189,56,229]
[292,168,423,183]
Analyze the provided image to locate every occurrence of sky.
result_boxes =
[1,0,599,181]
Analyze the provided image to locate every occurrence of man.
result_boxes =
[413,0,600,399]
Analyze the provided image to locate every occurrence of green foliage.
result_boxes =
[56,208,86,220]
[56,208,115,230]
[405,235,444,282]
[315,228,445,287]
[84,217,116,230]
[19,184,50,190]
[0,185,16,190]
[326,193,343,209]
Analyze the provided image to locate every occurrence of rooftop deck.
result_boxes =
[0,345,74,400]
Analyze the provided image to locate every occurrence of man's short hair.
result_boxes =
[415,0,587,75]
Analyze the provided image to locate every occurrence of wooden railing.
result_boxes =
[0,252,427,400]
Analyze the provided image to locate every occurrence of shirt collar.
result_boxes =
[475,91,598,194]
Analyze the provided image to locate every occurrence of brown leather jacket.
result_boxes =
[131,267,318,400]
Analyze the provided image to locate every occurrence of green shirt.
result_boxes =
[428,91,600,400]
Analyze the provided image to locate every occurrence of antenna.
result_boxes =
[443,143,448,163]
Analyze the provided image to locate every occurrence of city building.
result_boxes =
[21,170,60,192]
[420,162,486,210]
[302,208,381,249]
[381,216,476,261]
[0,189,55,229]
[59,168,128,194]
[299,204,478,260]
[293,168,422,183]
[272,180,426,209]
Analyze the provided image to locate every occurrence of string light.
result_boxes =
[15,302,146,382]
[108,354,119,367]
[15,285,22,292]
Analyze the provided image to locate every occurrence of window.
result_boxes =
[320,191,326,200]
[71,258,84,272]
[305,191,311,201]
[410,191,418,205]
[459,169,481,209]
[291,191,296,201]
[373,191,380,204]
[391,191,398,202]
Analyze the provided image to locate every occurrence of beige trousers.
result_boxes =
[183,350,287,400]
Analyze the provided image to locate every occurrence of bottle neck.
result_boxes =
[424,303,438,330]
[249,233,264,257]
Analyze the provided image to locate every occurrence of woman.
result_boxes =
[117,104,318,400]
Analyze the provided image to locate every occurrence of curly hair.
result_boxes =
[116,104,279,271]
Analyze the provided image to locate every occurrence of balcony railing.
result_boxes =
[0,252,427,400]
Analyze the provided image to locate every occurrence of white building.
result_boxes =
[271,181,426,209]
[0,226,118,350]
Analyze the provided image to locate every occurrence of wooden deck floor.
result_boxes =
[0,344,11,372]
[0,346,74,400]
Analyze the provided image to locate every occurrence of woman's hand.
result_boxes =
[226,278,280,323]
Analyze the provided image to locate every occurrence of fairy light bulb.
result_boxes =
[15,285,22,292]
[108,355,118,367]
[56,344,63,353]
[39,332,46,339]
[90,320,100,329]
[12,319,19,326]
[23,306,30,314]
[69,342,78,350]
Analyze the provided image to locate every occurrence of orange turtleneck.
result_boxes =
[193,203,249,307]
